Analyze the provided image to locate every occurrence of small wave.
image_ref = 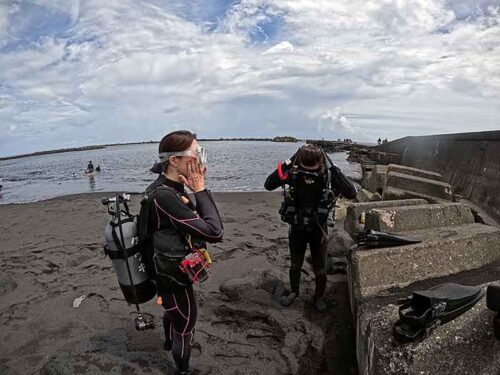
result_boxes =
[27,171,45,176]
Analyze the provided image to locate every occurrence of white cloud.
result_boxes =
[0,0,499,156]
[317,108,354,137]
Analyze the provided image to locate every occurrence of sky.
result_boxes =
[0,0,499,157]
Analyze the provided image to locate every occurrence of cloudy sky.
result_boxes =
[0,0,499,156]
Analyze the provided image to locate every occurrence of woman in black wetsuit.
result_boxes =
[264,145,357,312]
[145,131,223,375]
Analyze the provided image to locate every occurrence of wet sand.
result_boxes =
[0,192,357,375]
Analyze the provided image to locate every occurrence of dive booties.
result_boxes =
[355,229,421,248]
[486,284,500,340]
[393,283,485,343]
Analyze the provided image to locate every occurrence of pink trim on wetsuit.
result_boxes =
[154,199,223,240]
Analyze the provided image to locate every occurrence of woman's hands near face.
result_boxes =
[179,159,205,193]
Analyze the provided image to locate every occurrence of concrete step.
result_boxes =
[385,172,454,200]
[382,186,452,203]
[350,223,500,301]
[365,203,475,233]
[344,199,428,236]
[387,163,444,182]
[368,150,402,165]
[361,164,388,194]
[356,282,500,375]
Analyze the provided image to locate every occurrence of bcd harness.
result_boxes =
[278,150,337,238]
[139,186,212,288]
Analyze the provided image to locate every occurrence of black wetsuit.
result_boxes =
[264,162,356,300]
[145,175,223,374]
[87,162,94,172]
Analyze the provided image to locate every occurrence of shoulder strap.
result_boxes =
[149,184,195,252]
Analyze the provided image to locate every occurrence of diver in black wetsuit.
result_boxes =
[87,161,94,173]
[264,144,357,311]
[145,130,222,375]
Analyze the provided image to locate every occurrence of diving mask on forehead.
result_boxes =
[159,146,208,166]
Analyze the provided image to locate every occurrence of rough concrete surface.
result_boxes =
[381,186,451,204]
[385,172,454,201]
[356,283,500,375]
[344,199,428,236]
[361,165,388,194]
[386,164,444,181]
[351,223,500,300]
[365,203,475,233]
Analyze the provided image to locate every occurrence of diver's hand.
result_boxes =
[179,160,205,193]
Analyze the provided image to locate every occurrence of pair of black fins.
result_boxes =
[393,283,486,343]
[355,229,422,248]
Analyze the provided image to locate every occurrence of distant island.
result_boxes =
[271,136,298,142]
[0,145,107,161]
[0,137,300,161]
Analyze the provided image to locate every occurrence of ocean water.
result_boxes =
[0,141,361,204]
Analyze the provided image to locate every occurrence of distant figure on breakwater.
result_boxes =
[377,138,382,145]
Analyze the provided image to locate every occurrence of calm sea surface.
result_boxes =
[0,141,361,204]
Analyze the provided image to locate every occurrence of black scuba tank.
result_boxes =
[103,194,156,305]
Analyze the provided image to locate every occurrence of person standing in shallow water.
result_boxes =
[145,130,223,375]
[264,144,357,312]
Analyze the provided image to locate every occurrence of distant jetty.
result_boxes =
[0,145,107,162]
[0,137,303,161]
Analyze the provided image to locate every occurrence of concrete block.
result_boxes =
[350,223,500,300]
[356,189,381,203]
[382,186,452,204]
[387,164,444,182]
[344,199,428,236]
[365,203,475,233]
[368,151,402,165]
[362,164,388,194]
[356,287,500,375]
[385,172,454,200]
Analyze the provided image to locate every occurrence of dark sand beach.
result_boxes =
[0,192,357,375]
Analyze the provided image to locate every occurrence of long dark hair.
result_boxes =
[151,130,197,173]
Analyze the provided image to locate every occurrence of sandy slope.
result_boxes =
[0,192,356,375]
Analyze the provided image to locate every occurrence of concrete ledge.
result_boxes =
[385,172,454,200]
[344,199,428,236]
[351,223,500,300]
[356,282,500,375]
[365,203,475,233]
[387,164,444,182]
[362,164,388,194]
[368,151,402,165]
[382,186,451,203]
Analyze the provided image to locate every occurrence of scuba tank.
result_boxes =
[102,193,156,330]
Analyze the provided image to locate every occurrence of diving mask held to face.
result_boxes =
[159,146,208,166]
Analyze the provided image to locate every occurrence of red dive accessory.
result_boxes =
[179,248,211,284]
[277,162,289,181]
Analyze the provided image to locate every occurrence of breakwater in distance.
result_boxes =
[373,130,500,222]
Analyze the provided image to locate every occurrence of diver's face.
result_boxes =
[175,139,201,177]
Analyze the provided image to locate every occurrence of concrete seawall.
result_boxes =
[374,130,500,222]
